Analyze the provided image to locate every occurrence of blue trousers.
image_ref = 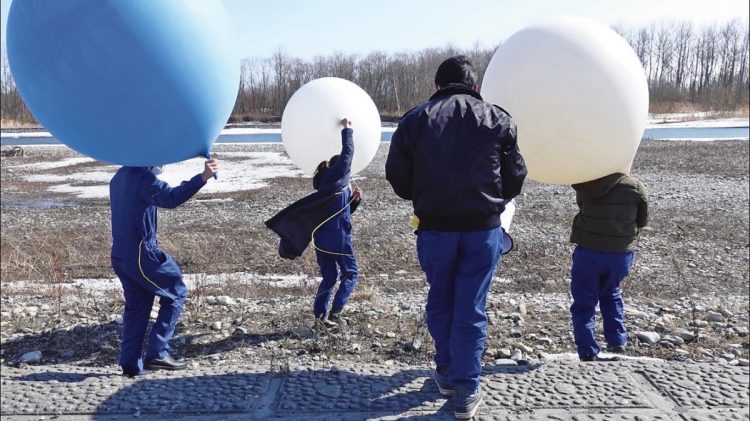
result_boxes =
[417,227,506,391]
[570,246,634,357]
[112,247,188,376]
[313,251,359,317]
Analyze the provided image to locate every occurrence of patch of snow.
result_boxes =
[17,152,303,199]
[10,157,95,170]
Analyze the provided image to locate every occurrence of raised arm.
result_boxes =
[139,160,217,209]
[323,127,355,184]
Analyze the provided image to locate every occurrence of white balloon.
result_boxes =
[281,77,381,175]
[481,16,649,185]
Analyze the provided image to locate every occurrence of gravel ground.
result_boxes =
[0,139,748,371]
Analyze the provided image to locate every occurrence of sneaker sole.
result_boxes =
[454,395,482,419]
[144,364,186,371]
[435,383,454,397]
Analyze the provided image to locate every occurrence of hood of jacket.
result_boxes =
[572,173,627,200]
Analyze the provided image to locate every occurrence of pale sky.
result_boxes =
[2,0,749,58]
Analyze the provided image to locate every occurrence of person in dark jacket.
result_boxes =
[385,56,527,420]
[310,118,362,325]
[110,159,218,377]
[569,172,648,361]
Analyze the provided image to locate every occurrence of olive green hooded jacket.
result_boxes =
[570,173,648,252]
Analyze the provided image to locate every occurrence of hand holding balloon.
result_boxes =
[202,159,220,182]
[353,186,362,201]
[340,118,352,129]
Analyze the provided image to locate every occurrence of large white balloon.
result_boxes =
[481,16,649,185]
[281,77,381,175]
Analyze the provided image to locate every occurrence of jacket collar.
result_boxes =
[429,83,483,102]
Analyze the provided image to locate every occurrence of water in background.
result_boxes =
[2,126,748,146]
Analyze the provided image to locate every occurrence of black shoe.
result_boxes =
[328,310,347,325]
[122,368,142,378]
[144,356,187,371]
[580,354,620,362]
[606,345,626,353]
[314,314,338,328]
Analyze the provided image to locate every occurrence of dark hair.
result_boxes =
[434,55,477,89]
[312,155,340,190]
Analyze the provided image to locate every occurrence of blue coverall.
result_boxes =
[110,166,206,376]
[312,128,360,317]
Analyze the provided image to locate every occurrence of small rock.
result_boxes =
[517,302,527,317]
[706,311,725,323]
[635,331,660,345]
[497,348,512,358]
[210,321,222,331]
[731,326,748,337]
[690,320,709,328]
[351,343,361,353]
[537,337,554,346]
[738,359,749,366]
[510,349,523,361]
[662,335,685,346]
[658,340,675,349]
[509,328,522,338]
[406,339,422,352]
[399,303,411,311]
[718,308,734,318]
[233,327,248,335]
[493,359,518,366]
[19,350,42,364]
[292,326,315,339]
[385,332,396,338]
[516,343,533,354]
[677,330,696,342]
[215,296,237,306]
[721,353,736,360]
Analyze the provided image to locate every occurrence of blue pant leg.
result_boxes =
[570,246,603,357]
[600,251,634,348]
[450,227,502,391]
[112,259,153,375]
[418,230,460,370]
[331,252,359,313]
[141,253,188,360]
[314,250,339,317]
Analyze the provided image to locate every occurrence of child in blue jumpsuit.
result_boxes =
[110,159,218,377]
[311,118,362,324]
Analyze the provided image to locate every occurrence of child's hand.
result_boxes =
[202,158,219,182]
[353,186,362,201]
[340,118,352,128]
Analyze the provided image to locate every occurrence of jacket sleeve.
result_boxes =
[385,123,414,200]
[140,173,206,209]
[322,128,354,185]
[635,179,649,228]
[499,122,527,200]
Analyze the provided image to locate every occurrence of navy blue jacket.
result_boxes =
[385,84,527,231]
[110,167,205,259]
[266,128,359,258]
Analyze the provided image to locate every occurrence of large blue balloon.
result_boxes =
[7,0,240,166]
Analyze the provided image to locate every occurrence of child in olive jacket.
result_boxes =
[569,172,648,361]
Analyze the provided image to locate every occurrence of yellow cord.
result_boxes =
[311,182,360,256]
[138,239,171,297]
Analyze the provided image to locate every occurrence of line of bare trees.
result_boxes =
[1,19,747,125]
